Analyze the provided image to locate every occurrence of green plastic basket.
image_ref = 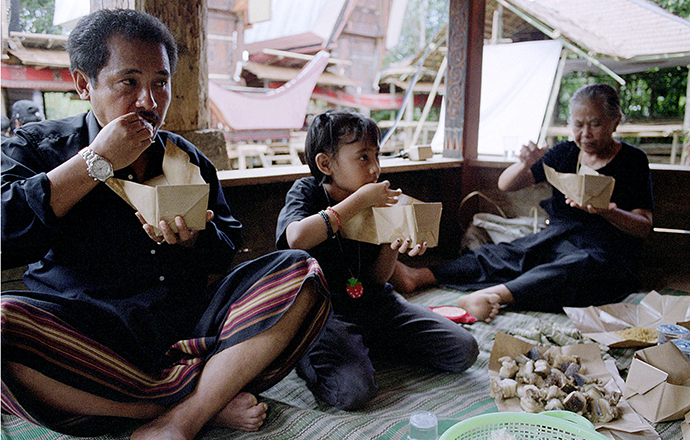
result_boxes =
[439,411,609,440]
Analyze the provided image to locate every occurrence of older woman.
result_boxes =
[392,84,654,322]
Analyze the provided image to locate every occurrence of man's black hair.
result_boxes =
[67,8,178,82]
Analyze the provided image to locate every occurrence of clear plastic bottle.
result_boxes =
[408,410,438,440]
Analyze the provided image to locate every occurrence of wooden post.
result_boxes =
[90,0,229,169]
[443,0,484,160]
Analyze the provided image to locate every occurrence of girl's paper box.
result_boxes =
[106,139,209,235]
[341,195,442,247]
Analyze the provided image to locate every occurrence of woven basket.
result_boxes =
[439,411,609,440]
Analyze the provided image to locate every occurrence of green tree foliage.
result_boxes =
[383,0,448,67]
[13,0,68,35]
[557,66,688,124]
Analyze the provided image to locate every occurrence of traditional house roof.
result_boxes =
[501,0,690,75]
[380,0,690,91]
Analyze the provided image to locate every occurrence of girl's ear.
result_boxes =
[315,152,333,176]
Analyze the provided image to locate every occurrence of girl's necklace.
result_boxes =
[324,186,363,299]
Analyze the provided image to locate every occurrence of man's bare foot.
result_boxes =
[211,392,268,432]
[131,418,188,440]
[456,292,501,323]
[390,261,436,294]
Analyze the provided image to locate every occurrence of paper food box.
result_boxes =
[107,139,210,235]
[543,163,615,209]
[340,194,442,247]
[623,342,690,423]
[563,291,690,348]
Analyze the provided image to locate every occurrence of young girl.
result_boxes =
[276,109,478,410]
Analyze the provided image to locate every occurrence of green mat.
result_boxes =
[3,289,687,439]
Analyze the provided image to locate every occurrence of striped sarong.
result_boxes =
[1,250,330,436]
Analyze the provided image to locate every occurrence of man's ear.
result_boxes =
[73,70,91,100]
[315,152,332,176]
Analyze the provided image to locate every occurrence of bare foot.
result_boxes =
[390,261,436,294]
[131,418,188,440]
[456,291,501,323]
[211,392,268,432]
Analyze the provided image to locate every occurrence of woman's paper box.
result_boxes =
[623,342,690,423]
[107,140,209,235]
[341,195,442,247]
[543,164,615,209]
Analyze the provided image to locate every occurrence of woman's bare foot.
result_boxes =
[390,261,436,294]
[456,291,501,323]
[211,392,268,432]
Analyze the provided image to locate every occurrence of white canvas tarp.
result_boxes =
[432,40,563,157]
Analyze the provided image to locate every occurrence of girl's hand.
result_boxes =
[391,237,427,257]
[355,180,402,209]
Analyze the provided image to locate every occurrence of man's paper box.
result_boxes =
[544,163,615,209]
[341,195,442,247]
[623,342,690,423]
[563,291,690,348]
[107,139,209,235]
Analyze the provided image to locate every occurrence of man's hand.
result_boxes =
[90,112,154,170]
[137,210,214,248]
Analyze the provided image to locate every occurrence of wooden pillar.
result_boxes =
[91,0,208,132]
[90,0,229,169]
[443,0,484,160]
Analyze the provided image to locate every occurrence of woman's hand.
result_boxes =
[391,237,427,257]
[137,210,214,248]
[565,197,616,214]
[565,197,653,238]
[498,141,547,192]
[517,141,547,168]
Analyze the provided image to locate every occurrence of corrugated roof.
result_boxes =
[503,0,690,60]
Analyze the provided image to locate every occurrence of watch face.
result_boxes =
[92,158,113,179]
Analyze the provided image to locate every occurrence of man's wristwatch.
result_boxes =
[79,147,114,182]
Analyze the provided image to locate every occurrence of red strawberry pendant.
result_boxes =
[346,277,364,299]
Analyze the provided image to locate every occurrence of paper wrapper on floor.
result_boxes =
[543,163,615,209]
[563,291,690,348]
[340,194,442,247]
[107,139,210,235]
[623,342,690,423]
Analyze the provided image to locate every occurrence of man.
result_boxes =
[10,99,45,131]
[1,9,329,439]
[1,114,10,140]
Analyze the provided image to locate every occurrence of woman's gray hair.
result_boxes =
[570,84,622,121]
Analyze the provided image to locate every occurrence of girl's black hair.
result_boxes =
[304,108,381,183]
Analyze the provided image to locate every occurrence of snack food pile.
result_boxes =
[490,348,621,424]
